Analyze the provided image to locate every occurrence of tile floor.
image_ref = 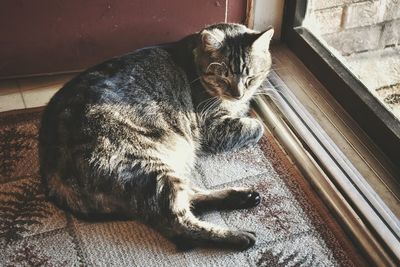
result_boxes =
[0,73,76,112]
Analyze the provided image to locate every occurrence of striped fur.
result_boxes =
[39,23,273,250]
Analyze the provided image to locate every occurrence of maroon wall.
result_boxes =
[0,0,246,78]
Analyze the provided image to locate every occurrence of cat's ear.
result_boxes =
[251,28,274,53]
[201,29,225,51]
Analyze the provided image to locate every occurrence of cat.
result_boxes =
[39,23,274,250]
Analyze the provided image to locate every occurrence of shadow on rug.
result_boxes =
[0,109,365,266]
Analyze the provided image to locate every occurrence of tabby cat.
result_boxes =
[39,23,274,250]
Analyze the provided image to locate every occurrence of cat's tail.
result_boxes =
[39,113,88,217]
[43,170,128,222]
[43,172,88,215]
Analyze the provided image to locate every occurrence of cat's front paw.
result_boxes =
[242,118,264,145]
[227,188,261,209]
[242,191,261,208]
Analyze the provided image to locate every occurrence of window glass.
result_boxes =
[303,0,400,120]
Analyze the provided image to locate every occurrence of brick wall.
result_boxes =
[306,0,400,55]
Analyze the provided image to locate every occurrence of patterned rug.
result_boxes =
[0,108,365,266]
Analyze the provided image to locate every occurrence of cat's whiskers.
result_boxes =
[206,98,221,113]
[199,97,221,120]
[197,97,218,120]
[200,101,220,121]
[252,86,278,100]
[256,88,274,94]
[199,99,217,118]
[253,88,274,94]
[196,96,218,111]
[190,77,201,84]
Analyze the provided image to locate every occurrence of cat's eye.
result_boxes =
[245,76,255,87]
[212,70,229,78]
[219,77,230,85]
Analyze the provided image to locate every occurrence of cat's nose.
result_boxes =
[231,85,244,99]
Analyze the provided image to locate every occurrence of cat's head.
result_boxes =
[195,23,273,101]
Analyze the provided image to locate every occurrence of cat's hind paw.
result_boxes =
[229,230,256,250]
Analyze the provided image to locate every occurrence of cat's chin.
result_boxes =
[218,95,240,103]
[222,94,254,103]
